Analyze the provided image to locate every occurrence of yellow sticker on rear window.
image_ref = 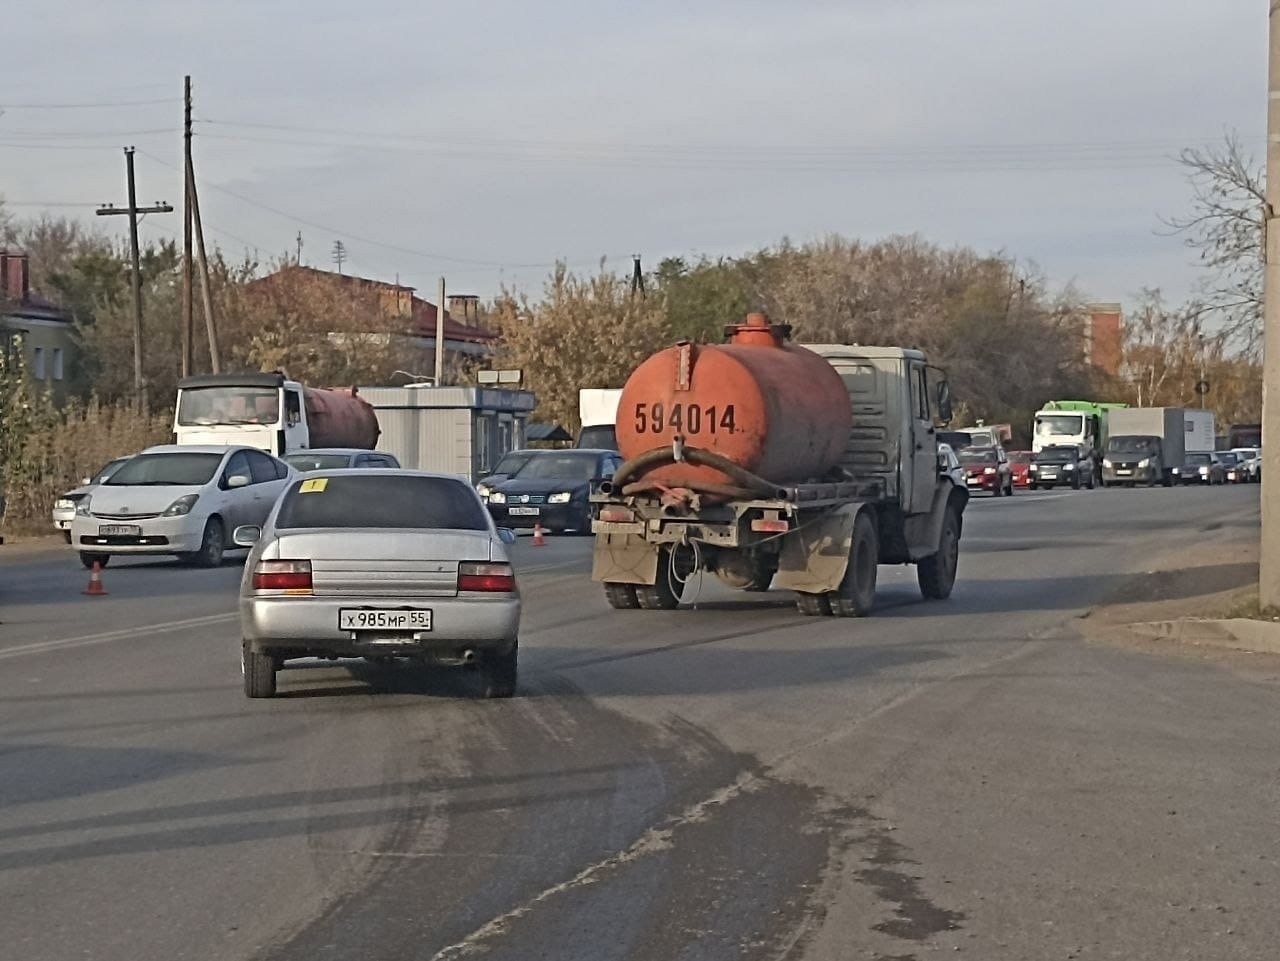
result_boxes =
[299,478,328,493]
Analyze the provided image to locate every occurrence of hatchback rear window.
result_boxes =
[274,475,489,531]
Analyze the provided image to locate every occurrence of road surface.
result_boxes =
[0,485,1274,961]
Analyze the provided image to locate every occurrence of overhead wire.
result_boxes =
[133,147,620,271]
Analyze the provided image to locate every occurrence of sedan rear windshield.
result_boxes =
[1035,449,1075,463]
[105,452,223,487]
[1186,453,1212,466]
[284,453,352,471]
[274,475,489,530]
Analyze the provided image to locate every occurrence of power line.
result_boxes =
[196,117,1253,156]
[134,147,579,268]
[0,127,175,138]
[0,200,100,208]
[0,97,173,109]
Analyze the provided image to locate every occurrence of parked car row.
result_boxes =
[1173,449,1262,485]
[941,440,1262,497]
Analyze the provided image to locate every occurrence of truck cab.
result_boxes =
[576,388,622,450]
[175,373,308,456]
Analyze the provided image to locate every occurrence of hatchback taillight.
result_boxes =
[458,562,515,593]
[253,560,313,593]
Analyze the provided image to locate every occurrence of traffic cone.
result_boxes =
[83,561,108,596]
[532,522,545,547]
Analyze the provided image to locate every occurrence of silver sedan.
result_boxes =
[236,470,521,699]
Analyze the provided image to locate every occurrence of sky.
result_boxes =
[0,0,1266,309]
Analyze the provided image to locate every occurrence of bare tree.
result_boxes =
[1165,133,1266,353]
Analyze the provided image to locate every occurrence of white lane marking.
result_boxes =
[0,612,237,661]
[429,771,763,960]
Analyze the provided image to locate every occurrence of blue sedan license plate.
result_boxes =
[339,609,432,631]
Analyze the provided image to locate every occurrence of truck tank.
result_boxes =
[614,313,852,498]
[304,386,381,449]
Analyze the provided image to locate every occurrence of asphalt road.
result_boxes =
[0,485,1274,961]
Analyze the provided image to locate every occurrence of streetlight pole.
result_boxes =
[1260,1,1280,609]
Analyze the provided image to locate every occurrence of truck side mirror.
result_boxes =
[936,381,954,425]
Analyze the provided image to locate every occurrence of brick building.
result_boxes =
[1081,303,1122,377]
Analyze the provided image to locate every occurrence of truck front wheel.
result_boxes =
[918,507,960,601]
[830,511,878,617]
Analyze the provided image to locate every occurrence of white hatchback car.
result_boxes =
[71,445,295,569]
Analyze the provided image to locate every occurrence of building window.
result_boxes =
[52,348,64,381]
[32,346,45,380]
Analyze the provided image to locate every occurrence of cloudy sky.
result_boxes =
[1,0,1265,308]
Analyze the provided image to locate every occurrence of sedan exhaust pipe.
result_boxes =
[460,648,477,665]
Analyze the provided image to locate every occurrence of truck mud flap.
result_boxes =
[592,532,661,586]
[907,484,967,561]
[773,504,862,594]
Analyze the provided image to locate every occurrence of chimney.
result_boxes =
[0,252,29,303]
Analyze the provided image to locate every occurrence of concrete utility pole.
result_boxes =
[435,276,446,386]
[97,147,173,412]
[181,75,194,379]
[1263,1,1280,609]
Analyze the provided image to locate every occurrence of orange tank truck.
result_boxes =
[592,322,970,618]
[615,313,852,498]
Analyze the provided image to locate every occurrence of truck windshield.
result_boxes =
[577,425,618,450]
[1036,414,1082,437]
[1106,437,1157,454]
[178,386,281,426]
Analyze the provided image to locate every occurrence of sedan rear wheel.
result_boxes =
[242,643,277,698]
[79,552,110,570]
[482,641,518,699]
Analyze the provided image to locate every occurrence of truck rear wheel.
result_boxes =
[918,507,960,601]
[603,582,640,609]
[829,511,878,617]
[796,592,832,616]
[635,547,684,610]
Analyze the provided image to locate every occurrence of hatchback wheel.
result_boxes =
[184,518,225,568]
[482,641,518,698]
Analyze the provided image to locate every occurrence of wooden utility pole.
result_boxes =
[97,147,172,412]
[435,276,446,385]
[1262,2,1280,609]
[181,75,194,378]
[187,169,221,373]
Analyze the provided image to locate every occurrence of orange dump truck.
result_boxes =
[590,313,969,617]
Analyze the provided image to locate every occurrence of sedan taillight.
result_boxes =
[253,560,313,593]
[458,562,515,593]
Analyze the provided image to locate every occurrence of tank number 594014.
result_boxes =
[634,402,736,435]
